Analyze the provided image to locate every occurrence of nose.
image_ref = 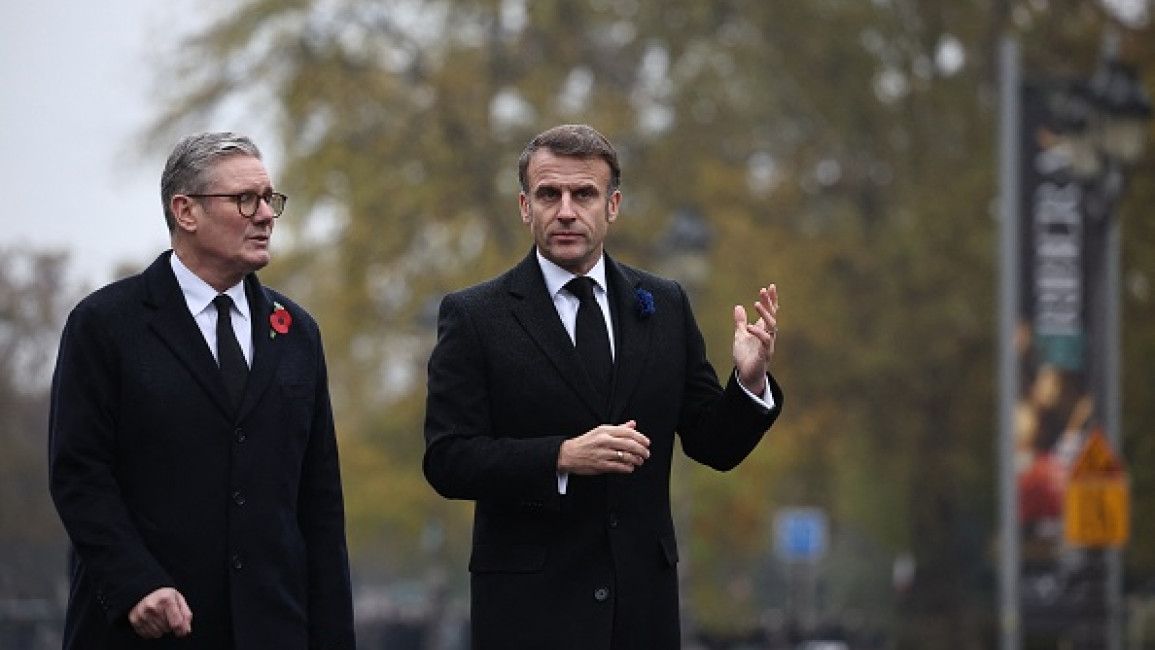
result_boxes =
[558,192,578,218]
[252,198,276,223]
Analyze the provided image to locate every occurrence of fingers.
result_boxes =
[170,593,193,637]
[753,285,778,329]
[741,285,779,342]
[129,588,193,639]
[602,422,650,472]
[610,447,646,468]
[558,422,651,475]
[735,285,779,336]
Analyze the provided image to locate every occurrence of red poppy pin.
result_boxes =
[270,301,292,338]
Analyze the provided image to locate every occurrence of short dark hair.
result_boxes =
[160,132,262,232]
[517,124,620,194]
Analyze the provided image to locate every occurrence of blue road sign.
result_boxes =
[774,508,828,562]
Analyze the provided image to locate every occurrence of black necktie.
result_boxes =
[566,277,612,399]
[213,295,248,408]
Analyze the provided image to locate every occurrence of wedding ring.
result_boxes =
[769,326,779,334]
[616,450,624,461]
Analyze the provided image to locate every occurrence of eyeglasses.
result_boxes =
[186,190,288,218]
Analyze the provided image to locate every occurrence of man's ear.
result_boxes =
[171,195,198,232]
[605,189,621,223]
[519,192,531,224]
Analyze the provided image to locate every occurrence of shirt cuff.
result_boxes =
[736,370,776,412]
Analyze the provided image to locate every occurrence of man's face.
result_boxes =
[174,154,276,290]
[519,150,620,275]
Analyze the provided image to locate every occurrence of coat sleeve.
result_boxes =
[422,291,565,507]
[295,317,356,649]
[48,300,173,621]
[672,285,784,471]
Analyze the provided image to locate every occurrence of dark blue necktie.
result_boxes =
[566,277,612,399]
[213,295,248,408]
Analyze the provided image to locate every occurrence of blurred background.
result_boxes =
[2,0,1154,649]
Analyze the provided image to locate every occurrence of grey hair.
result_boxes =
[517,124,620,195]
[160,132,262,232]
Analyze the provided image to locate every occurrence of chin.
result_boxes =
[546,247,593,270]
[242,252,271,271]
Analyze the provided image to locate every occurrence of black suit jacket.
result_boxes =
[423,250,783,649]
[49,251,355,650]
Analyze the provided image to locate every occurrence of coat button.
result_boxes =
[231,554,244,570]
[594,587,610,602]
[232,491,246,506]
[608,512,619,528]
[235,427,246,443]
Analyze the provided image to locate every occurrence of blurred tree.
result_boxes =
[1117,21,1155,598]
[145,0,1155,644]
[0,249,73,599]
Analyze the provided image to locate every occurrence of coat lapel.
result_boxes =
[237,276,285,420]
[143,252,236,419]
[506,252,608,416]
[605,256,653,422]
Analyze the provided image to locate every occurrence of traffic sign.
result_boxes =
[1069,429,1123,478]
[1064,430,1129,548]
[774,508,828,562]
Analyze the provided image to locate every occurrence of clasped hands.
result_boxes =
[557,285,778,476]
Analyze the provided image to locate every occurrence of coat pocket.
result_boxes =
[469,544,547,574]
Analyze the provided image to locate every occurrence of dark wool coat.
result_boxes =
[49,251,355,650]
[423,250,783,650]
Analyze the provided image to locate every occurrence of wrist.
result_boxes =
[737,370,766,396]
[557,439,571,473]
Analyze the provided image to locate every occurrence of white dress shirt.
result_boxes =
[170,253,253,367]
[538,251,615,357]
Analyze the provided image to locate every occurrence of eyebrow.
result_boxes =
[534,181,599,195]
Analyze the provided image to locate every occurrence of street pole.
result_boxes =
[1078,30,1151,648]
[997,34,1022,650]
[1106,185,1122,650]
[1099,33,1125,650]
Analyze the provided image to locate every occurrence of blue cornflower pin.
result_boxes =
[634,288,655,318]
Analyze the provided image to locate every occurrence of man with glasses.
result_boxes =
[49,132,355,649]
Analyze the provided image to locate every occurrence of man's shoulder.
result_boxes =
[446,259,529,301]
[449,273,506,298]
[71,268,149,315]
[437,276,506,321]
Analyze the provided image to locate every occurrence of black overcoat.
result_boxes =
[49,251,355,650]
[423,250,783,649]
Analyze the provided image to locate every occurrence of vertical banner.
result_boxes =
[1015,81,1108,642]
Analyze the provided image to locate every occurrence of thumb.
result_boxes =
[733,305,749,332]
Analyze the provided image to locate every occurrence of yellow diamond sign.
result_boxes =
[1063,430,1129,548]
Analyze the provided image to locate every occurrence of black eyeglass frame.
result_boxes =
[186,191,288,218]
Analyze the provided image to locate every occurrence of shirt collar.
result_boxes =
[536,249,608,298]
[170,252,250,320]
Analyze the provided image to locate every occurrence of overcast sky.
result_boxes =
[2,0,1148,292]
[0,0,213,290]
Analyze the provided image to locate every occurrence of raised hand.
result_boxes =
[732,284,779,395]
